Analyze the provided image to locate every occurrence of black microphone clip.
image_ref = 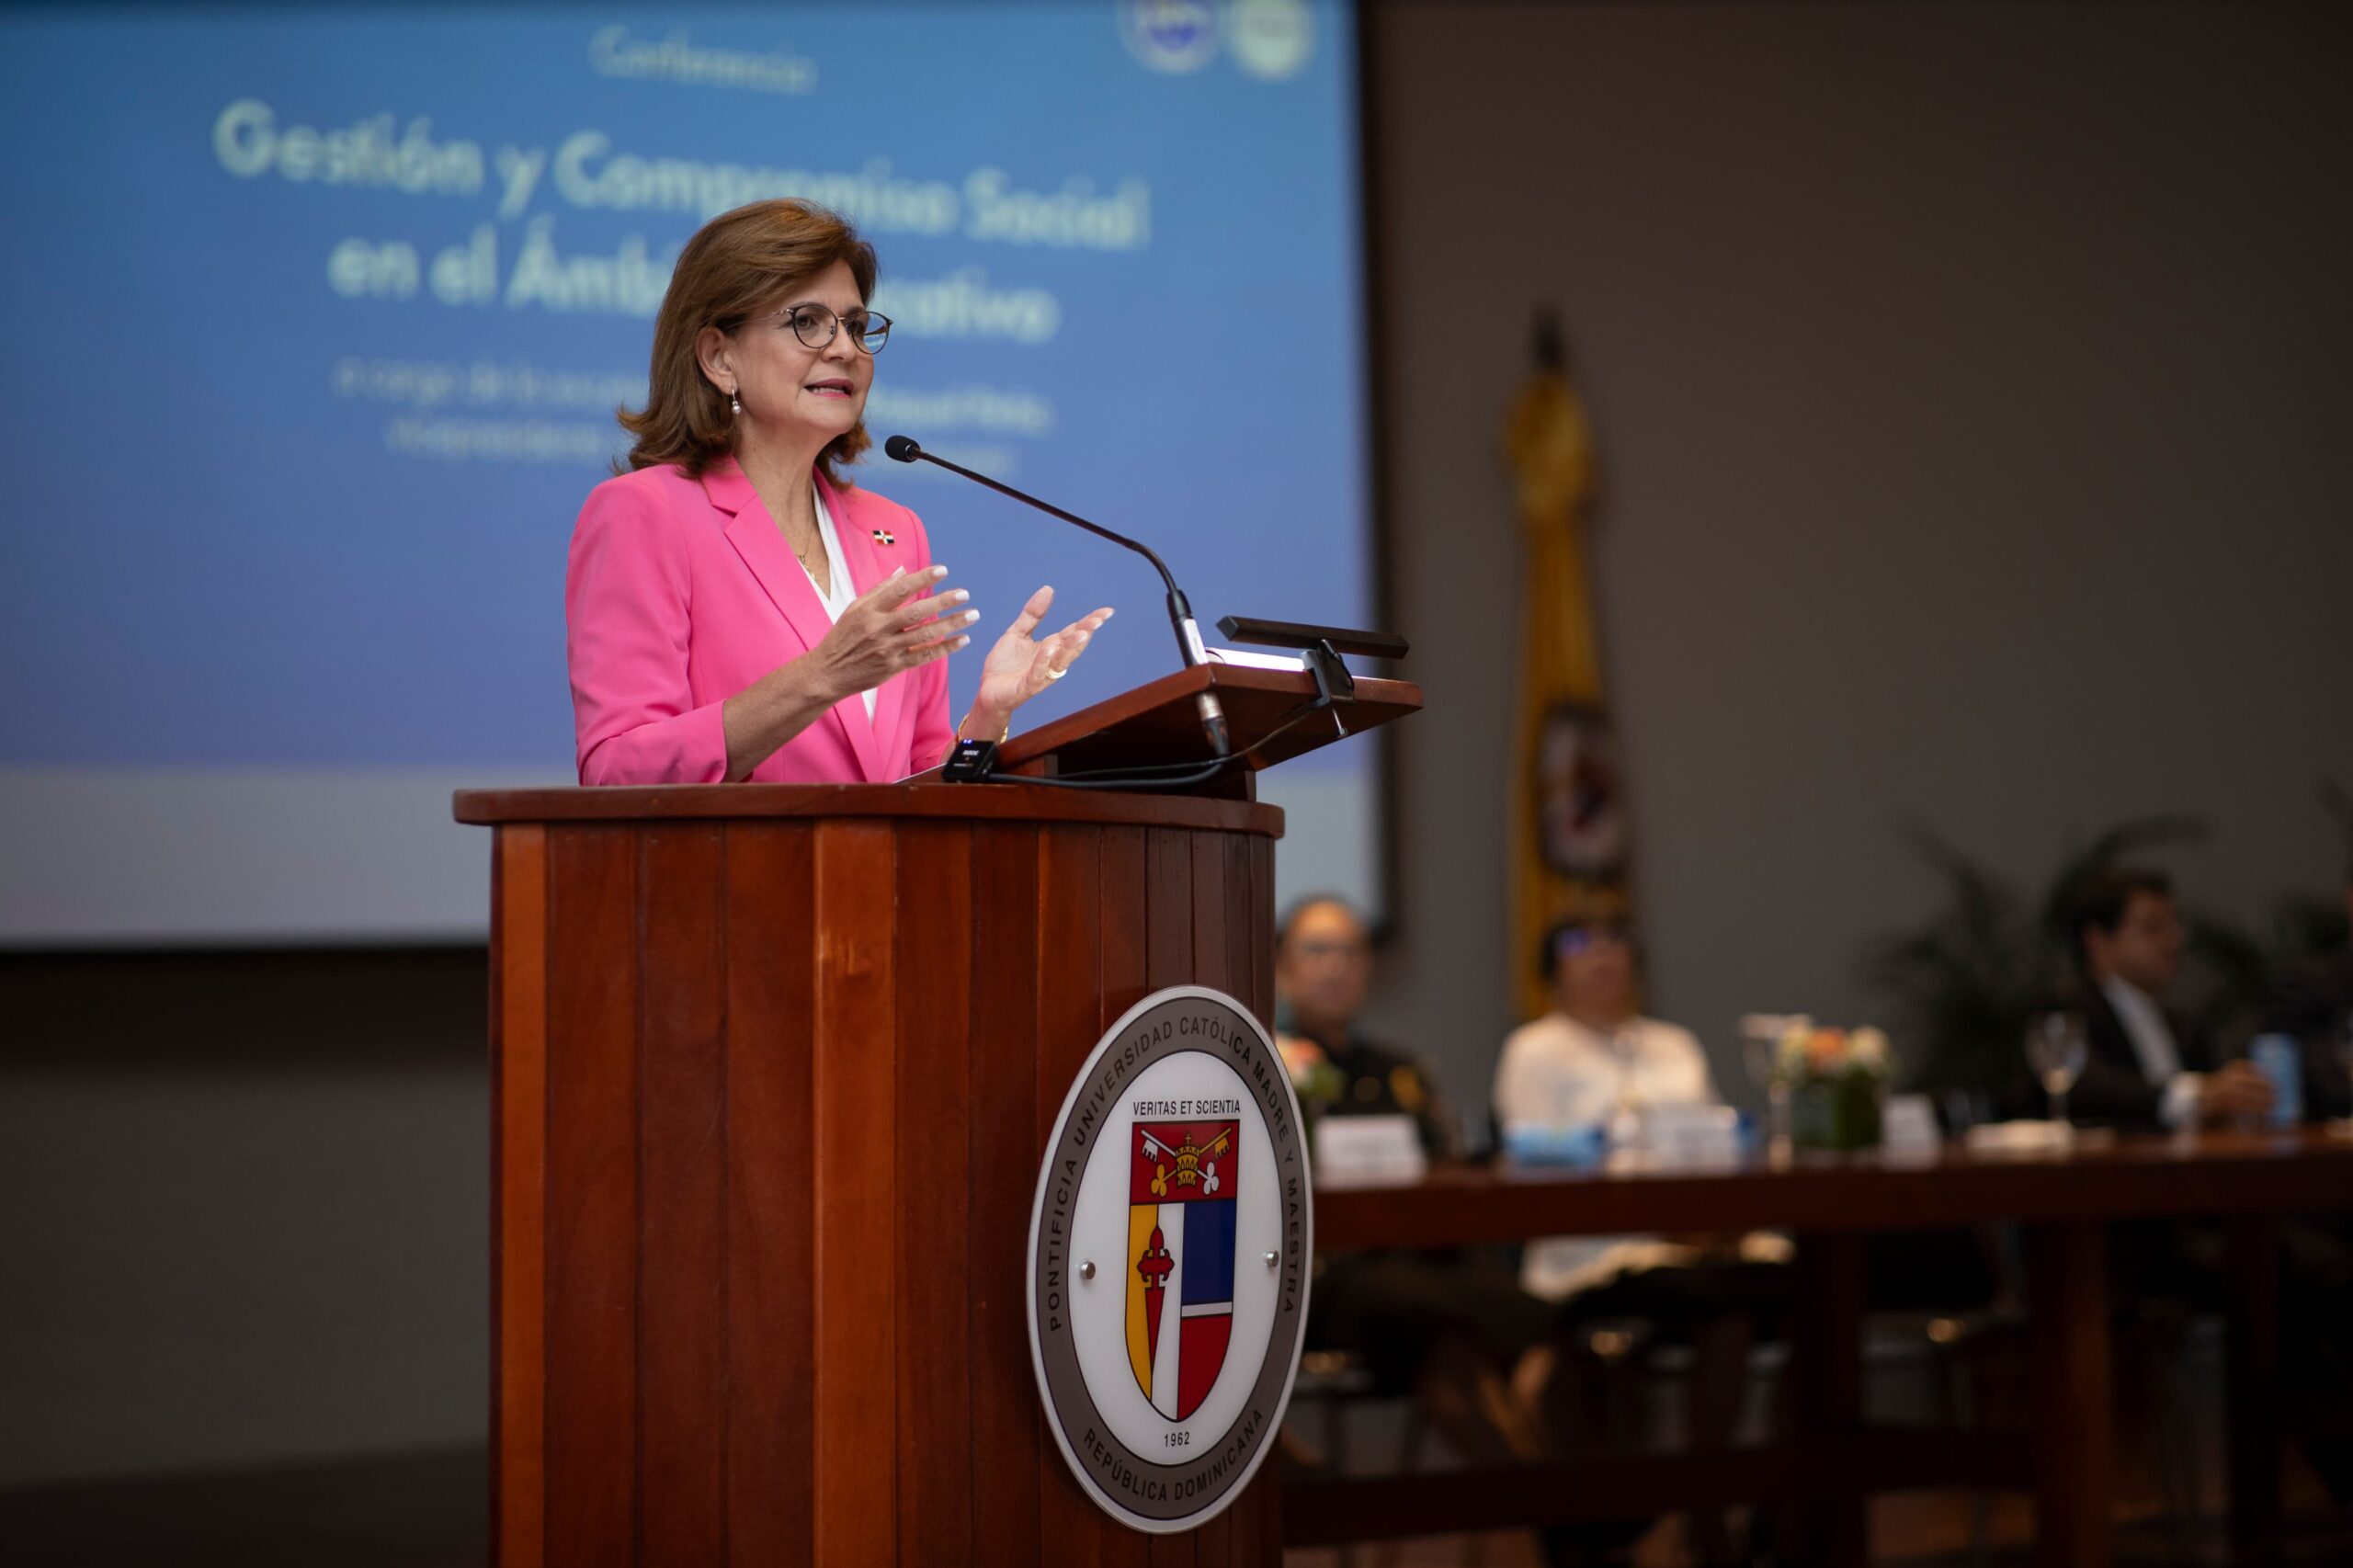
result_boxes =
[940,736,1000,784]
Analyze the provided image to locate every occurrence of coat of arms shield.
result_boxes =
[1125,1119,1239,1419]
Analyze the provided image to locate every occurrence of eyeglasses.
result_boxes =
[1286,938,1369,962]
[747,302,893,354]
[1553,925,1632,958]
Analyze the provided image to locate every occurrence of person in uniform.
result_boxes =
[1277,895,1554,1465]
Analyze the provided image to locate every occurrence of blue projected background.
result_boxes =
[0,1,1377,941]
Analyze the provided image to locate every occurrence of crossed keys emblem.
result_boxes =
[1141,1127,1232,1199]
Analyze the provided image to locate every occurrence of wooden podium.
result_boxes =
[456,665,1416,1566]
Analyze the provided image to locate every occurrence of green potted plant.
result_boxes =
[1776,1025,1893,1151]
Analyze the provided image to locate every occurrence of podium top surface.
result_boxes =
[452,779,1285,834]
[997,662,1420,778]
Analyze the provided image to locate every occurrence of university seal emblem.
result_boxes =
[1027,985,1311,1533]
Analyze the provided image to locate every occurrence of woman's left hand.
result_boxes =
[972,585,1113,730]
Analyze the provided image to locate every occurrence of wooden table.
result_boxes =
[1294,1130,2353,1566]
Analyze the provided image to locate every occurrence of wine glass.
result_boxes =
[1740,1014,1805,1153]
[2025,1011,2090,1130]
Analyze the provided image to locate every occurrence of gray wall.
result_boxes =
[0,954,489,1484]
[1361,0,2353,1112]
[8,0,2353,1487]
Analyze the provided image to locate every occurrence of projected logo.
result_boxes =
[1229,0,1315,81]
[1120,0,1219,74]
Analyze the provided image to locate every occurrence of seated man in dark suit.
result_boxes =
[2067,866,2273,1130]
[2072,867,2353,1504]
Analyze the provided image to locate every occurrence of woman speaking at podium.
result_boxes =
[566,199,1111,784]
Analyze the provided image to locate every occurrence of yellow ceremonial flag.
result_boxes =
[1506,318,1633,1021]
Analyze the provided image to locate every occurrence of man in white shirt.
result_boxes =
[1495,918,1726,1300]
[2068,868,2272,1131]
[1495,917,1783,1562]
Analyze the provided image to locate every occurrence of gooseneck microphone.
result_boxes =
[883,434,1228,756]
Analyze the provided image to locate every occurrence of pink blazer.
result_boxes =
[565,459,953,785]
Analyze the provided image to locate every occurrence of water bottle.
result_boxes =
[2249,1033,2302,1128]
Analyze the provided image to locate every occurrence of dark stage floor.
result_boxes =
[6,1446,2350,1566]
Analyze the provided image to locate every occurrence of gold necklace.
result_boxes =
[795,540,829,593]
[751,469,825,578]
[779,517,824,574]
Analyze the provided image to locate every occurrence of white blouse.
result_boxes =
[803,484,876,721]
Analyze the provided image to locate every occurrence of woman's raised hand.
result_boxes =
[810,565,976,700]
[972,585,1115,727]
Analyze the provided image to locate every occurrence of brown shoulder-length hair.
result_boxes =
[617,199,879,483]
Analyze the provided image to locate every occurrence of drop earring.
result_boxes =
[729,387,741,417]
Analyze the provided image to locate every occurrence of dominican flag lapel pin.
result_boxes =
[871,528,896,547]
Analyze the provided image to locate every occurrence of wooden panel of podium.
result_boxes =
[455,783,1288,1566]
[459,664,1417,1562]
